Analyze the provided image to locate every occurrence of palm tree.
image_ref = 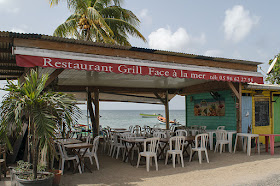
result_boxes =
[50,0,146,45]
[0,69,81,179]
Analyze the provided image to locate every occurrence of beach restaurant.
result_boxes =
[0,31,271,179]
[0,31,264,135]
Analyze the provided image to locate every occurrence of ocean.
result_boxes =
[78,110,186,129]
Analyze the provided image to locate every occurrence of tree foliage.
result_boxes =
[0,69,81,179]
[266,54,280,84]
[50,0,146,45]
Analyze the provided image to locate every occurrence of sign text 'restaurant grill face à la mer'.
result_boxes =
[15,55,264,84]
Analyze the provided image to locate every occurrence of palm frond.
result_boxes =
[105,17,147,44]
[87,6,114,36]
[51,0,146,45]
[53,14,81,38]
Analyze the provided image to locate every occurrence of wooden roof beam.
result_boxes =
[44,68,64,88]
[227,82,240,100]
[153,92,165,104]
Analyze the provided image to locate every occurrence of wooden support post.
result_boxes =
[228,82,242,133]
[94,89,100,136]
[87,89,97,137]
[228,82,243,150]
[165,90,169,130]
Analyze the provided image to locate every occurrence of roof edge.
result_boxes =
[1,31,263,66]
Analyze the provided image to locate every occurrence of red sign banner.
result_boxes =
[16,54,263,84]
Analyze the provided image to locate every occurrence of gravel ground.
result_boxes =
[3,145,280,186]
[239,174,280,186]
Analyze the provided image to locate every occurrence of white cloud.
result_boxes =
[10,28,26,33]
[223,5,259,43]
[148,27,206,53]
[138,9,152,25]
[6,7,20,13]
[204,50,222,57]
[0,0,20,14]
[0,0,8,4]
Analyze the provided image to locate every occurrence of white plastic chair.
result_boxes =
[152,128,162,133]
[83,136,100,170]
[85,134,91,143]
[215,130,230,153]
[170,125,176,133]
[112,133,126,159]
[102,129,110,153]
[57,143,82,174]
[80,135,92,154]
[120,133,138,160]
[175,130,188,137]
[143,126,152,136]
[133,125,142,136]
[153,131,167,138]
[136,137,160,172]
[165,136,185,168]
[108,132,116,156]
[189,126,199,136]
[153,132,167,156]
[175,130,190,152]
[190,125,198,129]
[129,125,134,133]
[120,132,136,139]
[199,126,207,133]
[217,126,225,130]
[165,130,172,138]
[189,133,209,164]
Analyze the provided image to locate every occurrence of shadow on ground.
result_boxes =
[59,144,280,186]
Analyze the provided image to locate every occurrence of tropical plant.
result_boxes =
[266,53,280,84]
[50,0,146,45]
[0,69,81,179]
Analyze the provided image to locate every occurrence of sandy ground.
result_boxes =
[2,144,280,186]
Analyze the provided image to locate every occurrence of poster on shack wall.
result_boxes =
[194,99,225,116]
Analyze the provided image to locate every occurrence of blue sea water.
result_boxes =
[78,110,186,129]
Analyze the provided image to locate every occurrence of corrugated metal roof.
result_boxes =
[0,32,24,79]
[0,31,263,65]
[245,83,280,90]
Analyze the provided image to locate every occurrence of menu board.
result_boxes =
[255,100,269,126]
[194,99,225,116]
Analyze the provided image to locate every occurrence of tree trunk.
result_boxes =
[32,121,38,180]
[86,29,90,41]
[33,143,38,179]
[27,117,31,163]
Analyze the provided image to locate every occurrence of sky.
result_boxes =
[0,0,279,110]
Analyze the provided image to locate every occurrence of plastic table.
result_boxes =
[259,134,280,155]
[207,130,236,152]
[234,133,260,156]
[65,143,93,173]
[55,139,82,145]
